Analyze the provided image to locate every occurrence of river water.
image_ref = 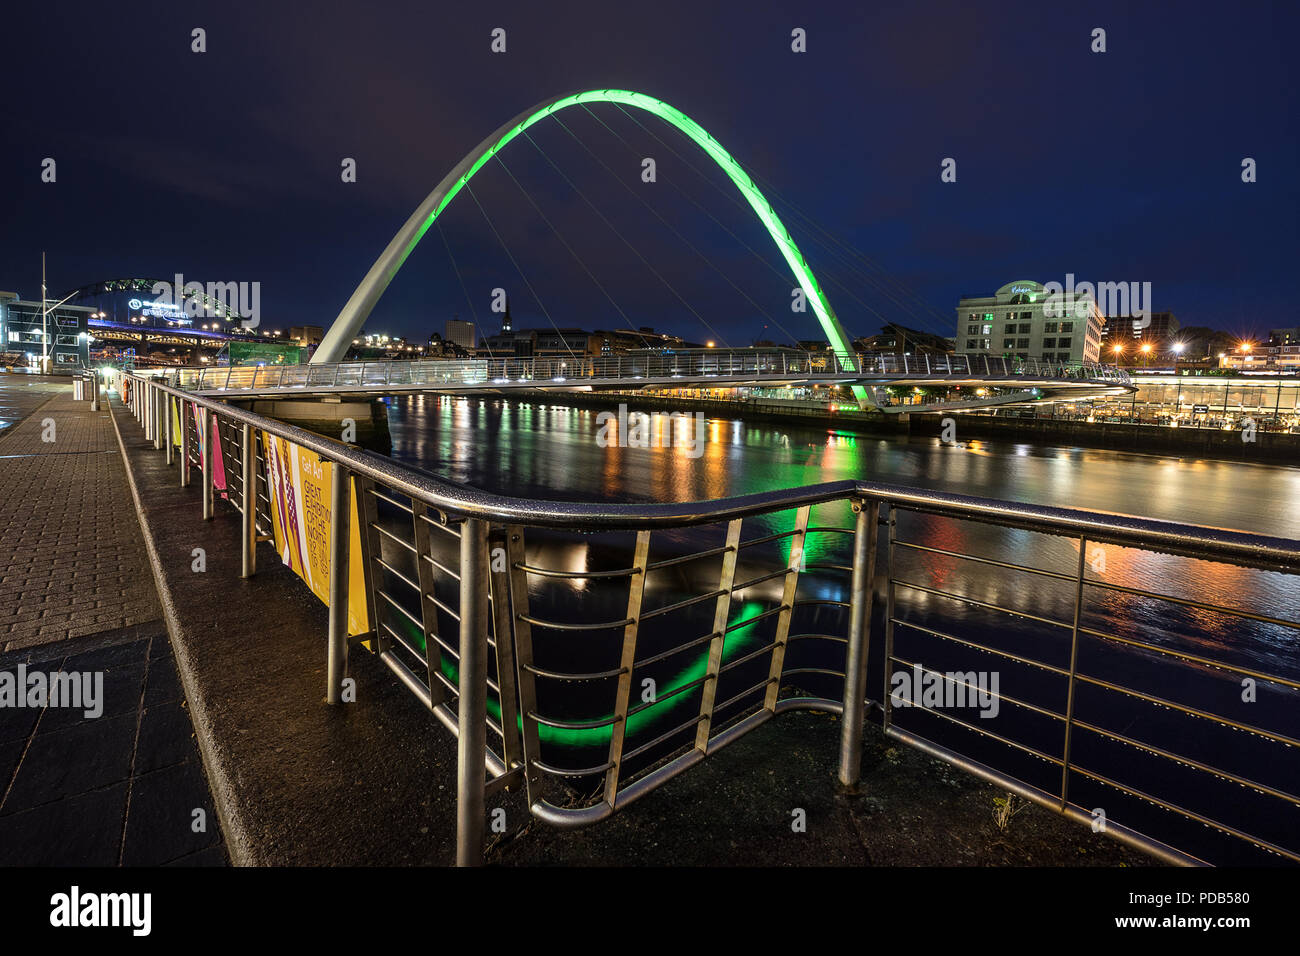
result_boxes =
[385,394,1300,864]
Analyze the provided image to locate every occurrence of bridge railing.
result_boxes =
[169,350,1132,392]
[116,369,1298,868]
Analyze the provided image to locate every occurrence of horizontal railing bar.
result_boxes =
[640,589,726,621]
[894,580,1073,631]
[522,662,627,682]
[626,674,710,718]
[1075,672,1300,748]
[632,631,717,669]
[531,757,616,778]
[890,654,1066,724]
[420,552,460,582]
[1073,719,1300,806]
[366,487,414,514]
[371,522,418,555]
[787,631,849,645]
[127,376,1300,576]
[415,510,461,538]
[736,530,797,550]
[647,545,732,569]
[376,589,425,632]
[516,613,634,632]
[710,677,779,718]
[731,567,791,591]
[716,640,781,674]
[1078,625,1300,691]
[526,711,620,732]
[894,539,1079,582]
[620,713,709,765]
[1069,765,1300,864]
[890,619,1069,675]
[372,556,420,594]
[1084,578,1300,632]
[894,696,1064,767]
[725,604,787,632]
[514,562,640,580]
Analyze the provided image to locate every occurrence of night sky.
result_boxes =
[3,0,1296,349]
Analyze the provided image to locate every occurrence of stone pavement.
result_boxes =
[0,624,226,865]
[0,378,161,651]
[0,374,226,865]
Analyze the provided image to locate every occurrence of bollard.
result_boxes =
[456,518,490,866]
[326,464,350,704]
[838,498,880,788]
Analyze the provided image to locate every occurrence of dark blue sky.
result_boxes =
[3,0,1296,348]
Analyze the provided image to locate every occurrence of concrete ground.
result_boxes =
[0,374,227,866]
[107,385,1151,867]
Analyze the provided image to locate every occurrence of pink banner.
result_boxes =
[190,401,228,494]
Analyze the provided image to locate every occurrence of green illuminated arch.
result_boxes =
[314,89,861,393]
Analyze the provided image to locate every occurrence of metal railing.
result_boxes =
[167,350,1133,394]
[116,372,1299,866]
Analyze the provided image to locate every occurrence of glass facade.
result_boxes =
[0,297,92,372]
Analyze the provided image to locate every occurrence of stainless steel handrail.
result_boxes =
[122,374,1293,571]
[115,371,1300,868]
[169,350,1133,393]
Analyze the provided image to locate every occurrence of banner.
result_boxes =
[261,431,370,635]
[190,402,228,493]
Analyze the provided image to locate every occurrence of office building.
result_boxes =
[955,280,1104,363]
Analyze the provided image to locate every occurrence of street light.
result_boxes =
[1140,342,1153,367]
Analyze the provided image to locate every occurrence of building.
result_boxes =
[955,280,1104,363]
[0,292,93,372]
[855,323,953,356]
[1100,312,1180,356]
[444,318,476,351]
[289,325,324,348]
[1269,327,1300,347]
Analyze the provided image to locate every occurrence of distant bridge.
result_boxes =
[166,349,1132,412]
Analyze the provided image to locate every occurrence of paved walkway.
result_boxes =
[0,378,160,651]
[0,374,226,865]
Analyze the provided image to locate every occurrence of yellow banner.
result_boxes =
[261,431,371,635]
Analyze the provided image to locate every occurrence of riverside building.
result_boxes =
[955,280,1104,364]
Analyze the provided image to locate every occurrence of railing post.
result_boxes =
[164,391,174,466]
[838,497,881,788]
[1060,536,1087,809]
[326,464,351,704]
[153,386,163,450]
[202,409,214,520]
[457,517,490,866]
[240,423,256,577]
[180,400,191,488]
